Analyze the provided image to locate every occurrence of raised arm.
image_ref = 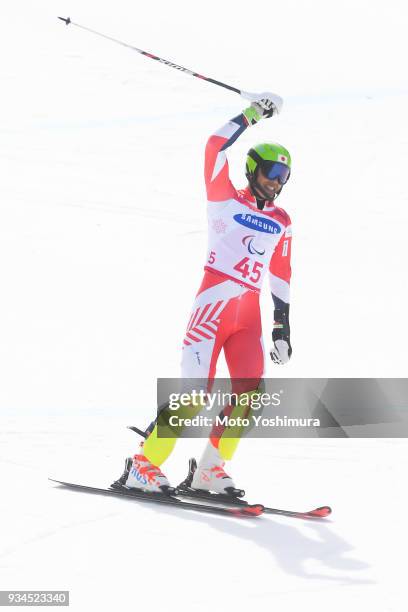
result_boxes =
[204,114,249,202]
[204,93,283,203]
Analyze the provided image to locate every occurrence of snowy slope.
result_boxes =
[1,0,408,610]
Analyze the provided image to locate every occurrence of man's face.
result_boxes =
[252,167,282,200]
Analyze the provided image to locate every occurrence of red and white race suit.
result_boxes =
[181,112,292,392]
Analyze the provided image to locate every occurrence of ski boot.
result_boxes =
[111,447,175,495]
[190,442,245,497]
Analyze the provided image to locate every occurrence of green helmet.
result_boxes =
[245,143,291,201]
[246,143,291,177]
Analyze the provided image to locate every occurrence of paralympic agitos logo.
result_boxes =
[233,213,281,235]
[242,235,265,256]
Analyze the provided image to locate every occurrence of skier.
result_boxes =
[115,92,293,495]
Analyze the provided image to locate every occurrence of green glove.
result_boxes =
[242,92,284,125]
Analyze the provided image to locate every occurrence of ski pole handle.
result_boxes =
[240,91,265,102]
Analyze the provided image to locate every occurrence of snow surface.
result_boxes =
[1,0,408,611]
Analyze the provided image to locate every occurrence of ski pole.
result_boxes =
[57,16,258,101]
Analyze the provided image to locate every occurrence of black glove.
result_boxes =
[270,304,292,365]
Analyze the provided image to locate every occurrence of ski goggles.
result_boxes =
[262,161,291,185]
